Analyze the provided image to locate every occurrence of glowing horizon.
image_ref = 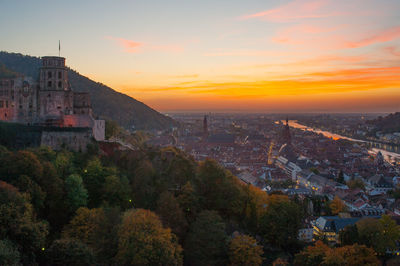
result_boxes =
[1,0,400,113]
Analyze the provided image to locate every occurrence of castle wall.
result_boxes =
[41,129,92,152]
[0,79,16,122]
[93,119,105,141]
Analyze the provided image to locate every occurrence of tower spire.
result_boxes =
[58,40,60,57]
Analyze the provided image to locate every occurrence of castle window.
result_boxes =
[48,71,52,78]
[48,81,52,88]
[58,81,62,88]
[0,101,3,108]
[58,72,62,79]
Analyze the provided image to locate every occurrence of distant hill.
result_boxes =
[0,51,177,130]
[366,112,400,134]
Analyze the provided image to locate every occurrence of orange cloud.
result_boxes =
[346,26,400,48]
[241,0,344,22]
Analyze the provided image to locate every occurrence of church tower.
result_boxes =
[38,56,73,124]
[203,115,209,141]
[282,116,291,144]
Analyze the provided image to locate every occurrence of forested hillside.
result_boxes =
[0,142,386,265]
[0,51,177,130]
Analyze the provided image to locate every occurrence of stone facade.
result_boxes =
[0,55,105,150]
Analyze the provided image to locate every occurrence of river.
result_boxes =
[283,120,400,162]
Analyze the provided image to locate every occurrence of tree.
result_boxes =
[243,185,269,232]
[195,159,246,219]
[379,214,400,253]
[0,239,21,266]
[0,150,43,183]
[105,120,121,139]
[294,240,330,266]
[337,170,345,184]
[46,239,95,266]
[176,181,199,223]
[0,181,48,264]
[156,191,188,240]
[116,209,183,265]
[228,234,263,266]
[323,244,379,265]
[63,207,120,263]
[329,196,346,215]
[185,210,228,266]
[65,174,88,212]
[102,175,131,208]
[347,178,365,190]
[339,224,359,245]
[357,217,387,254]
[260,194,303,249]
[82,158,106,207]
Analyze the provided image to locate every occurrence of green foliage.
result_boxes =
[0,239,21,266]
[105,120,121,139]
[184,210,228,266]
[196,159,246,219]
[260,195,303,250]
[156,191,188,240]
[65,174,88,212]
[46,239,95,266]
[339,224,359,245]
[0,181,48,264]
[347,178,366,190]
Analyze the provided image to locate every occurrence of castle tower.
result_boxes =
[38,56,73,123]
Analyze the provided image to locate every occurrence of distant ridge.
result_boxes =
[0,51,177,130]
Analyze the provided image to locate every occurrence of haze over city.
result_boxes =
[1,0,400,112]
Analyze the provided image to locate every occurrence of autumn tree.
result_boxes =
[116,209,183,265]
[185,210,228,266]
[323,244,379,265]
[294,240,330,266]
[228,234,263,266]
[329,196,346,215]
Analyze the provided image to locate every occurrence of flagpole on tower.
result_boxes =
[58,40,60,57]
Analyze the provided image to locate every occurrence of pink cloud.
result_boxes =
[106,36,185,54]
[384,46,400,56]
[241,0,345,22]
[345,26,400,48]
[106,36,142,53]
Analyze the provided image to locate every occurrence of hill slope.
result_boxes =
[0,51,177,130]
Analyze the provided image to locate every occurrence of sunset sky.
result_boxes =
[1,0,400,113]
